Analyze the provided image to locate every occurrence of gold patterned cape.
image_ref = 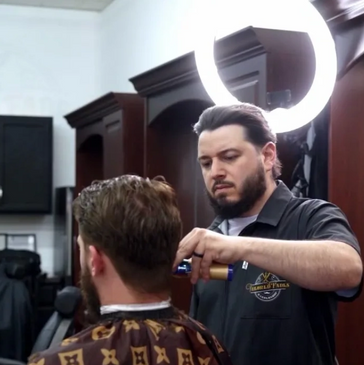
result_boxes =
[28,308,233,365]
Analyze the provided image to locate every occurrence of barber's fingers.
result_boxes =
[173,230,195,268]
[200,252,214,282]
[173,228,204,269]
[190,240,207,284]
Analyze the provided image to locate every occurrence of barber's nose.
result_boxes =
[210,160,225,179]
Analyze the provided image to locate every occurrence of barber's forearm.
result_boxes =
[237,237,363,291]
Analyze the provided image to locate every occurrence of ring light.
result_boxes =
[194,0,337,133]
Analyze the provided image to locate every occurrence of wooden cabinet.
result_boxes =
[130,27,315,313]
[64,92,144,284]
[0,115,52,214]
[65,92,144,189]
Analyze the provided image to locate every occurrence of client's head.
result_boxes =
[73,174,182,322]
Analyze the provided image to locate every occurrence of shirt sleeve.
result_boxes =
[304,200,362,301]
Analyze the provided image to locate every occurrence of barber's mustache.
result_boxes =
[212,180,235,192]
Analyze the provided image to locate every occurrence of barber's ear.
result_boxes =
[262,142,277,172]
[88,245,105,276]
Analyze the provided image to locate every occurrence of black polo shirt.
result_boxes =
[190,181,362,365]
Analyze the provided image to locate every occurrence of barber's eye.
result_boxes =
[202,162,211,168]
[225,155,237,161]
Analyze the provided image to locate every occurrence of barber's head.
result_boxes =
[73,175,182,322]
[194,103,281,219]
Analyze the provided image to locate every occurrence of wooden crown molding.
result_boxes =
[129,26,264,97]
[65,92,139,129]
[129,1,364,99]
[129,27,309,98]
[314,0,364,25]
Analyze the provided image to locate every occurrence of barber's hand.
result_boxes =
[173,228,241,284]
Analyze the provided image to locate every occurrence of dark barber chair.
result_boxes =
[0,358,27,365]
[0,286,81,365]
[31,285,82,353]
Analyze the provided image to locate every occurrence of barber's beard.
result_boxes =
[80,265,101,324]
[207,162,267,220]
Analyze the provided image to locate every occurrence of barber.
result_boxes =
[173,104,363,365]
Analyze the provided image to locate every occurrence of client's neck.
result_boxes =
[99,281,170,306]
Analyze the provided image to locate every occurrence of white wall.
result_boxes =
[99,0,198,93]
[0,5,100,274]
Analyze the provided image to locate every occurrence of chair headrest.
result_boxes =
[0,357,26,365]
[54,286,82,318]
[4,262,26,280]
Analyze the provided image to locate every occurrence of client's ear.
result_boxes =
[89,245,105,276]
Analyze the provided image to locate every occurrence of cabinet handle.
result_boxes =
[0,187,3,199]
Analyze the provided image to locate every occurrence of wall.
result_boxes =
[0,5,100,274]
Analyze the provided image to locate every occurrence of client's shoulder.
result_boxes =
[138,311,231,364]
[27,321,117,365]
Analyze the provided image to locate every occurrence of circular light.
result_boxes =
[194,0,337,133]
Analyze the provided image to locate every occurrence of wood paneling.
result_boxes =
[329,57,364,365]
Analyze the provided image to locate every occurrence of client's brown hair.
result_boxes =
[73,175,182,294]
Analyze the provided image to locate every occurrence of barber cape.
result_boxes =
[28,306,232,365]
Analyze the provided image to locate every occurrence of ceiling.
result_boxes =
[0,0,116,11]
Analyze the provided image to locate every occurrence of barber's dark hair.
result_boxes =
[193,103,282,179]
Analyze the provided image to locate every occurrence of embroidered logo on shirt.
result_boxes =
[245,272,290,302]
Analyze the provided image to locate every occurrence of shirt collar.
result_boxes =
[255,180,293,226]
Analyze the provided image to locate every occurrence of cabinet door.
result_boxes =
[103,110,124,179]
[0,116,53,213]
[222,54,267,107]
